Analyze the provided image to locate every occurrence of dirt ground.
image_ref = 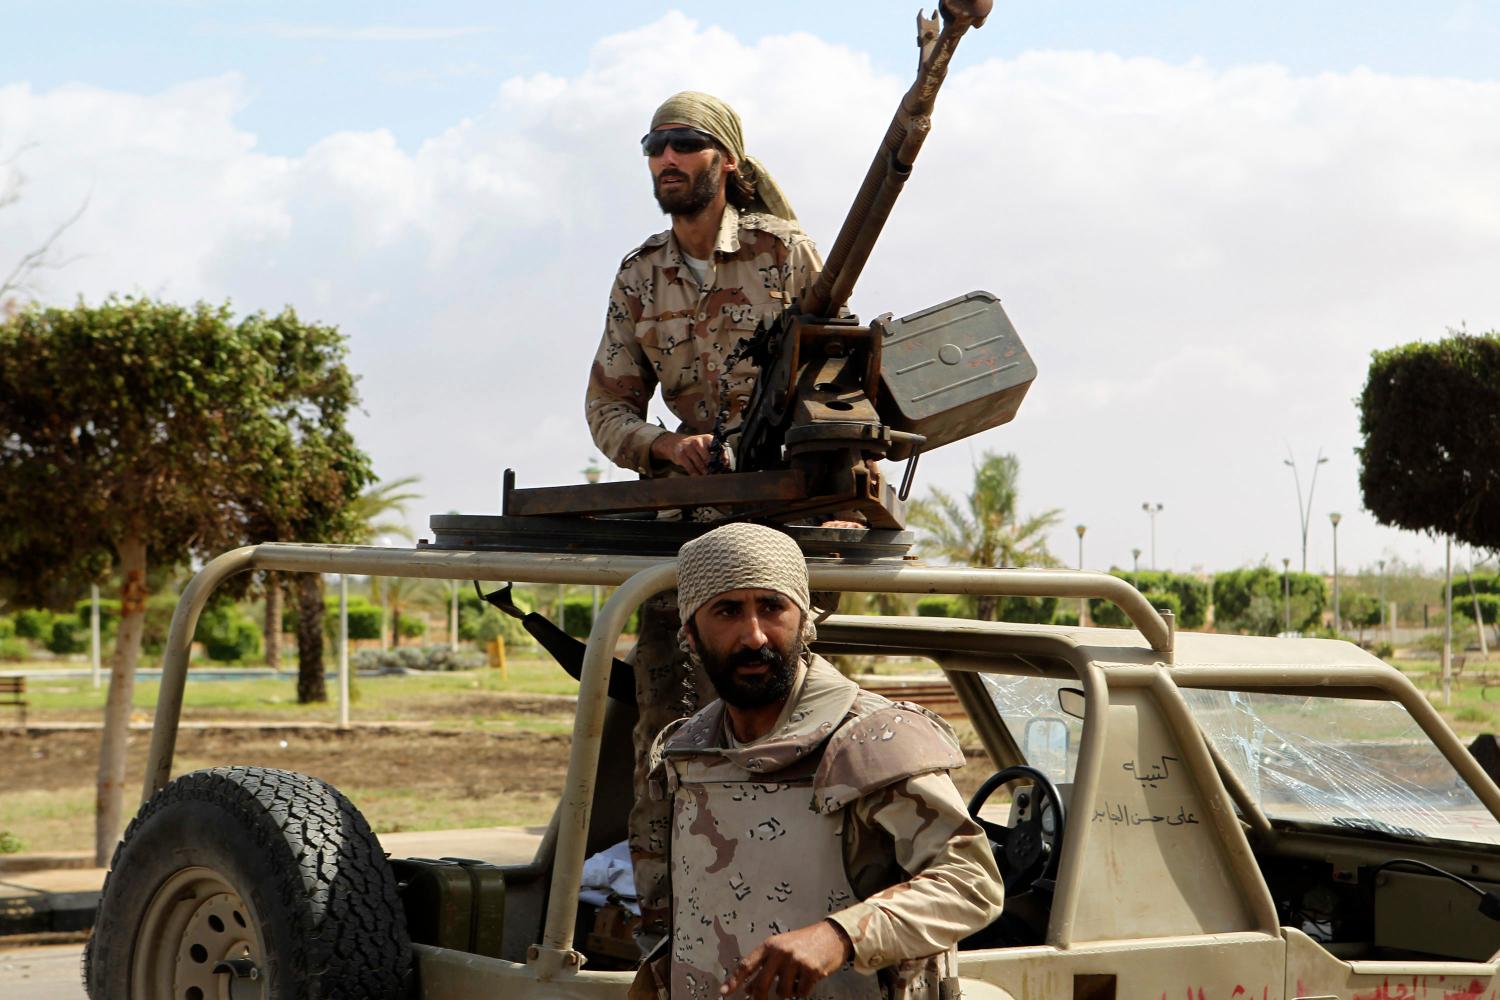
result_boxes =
[0,723,995,855]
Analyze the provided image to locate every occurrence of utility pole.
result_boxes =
[1282,557,1292,635]
[1075,525,1089,626]
[1329,512,1342,635]
[1141,503,1164,570]
[1283,448,1328,573]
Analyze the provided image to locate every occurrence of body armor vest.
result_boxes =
[668,750,880,1000]
[658,657,967,1000]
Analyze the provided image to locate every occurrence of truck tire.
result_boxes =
[85,766,411,1000]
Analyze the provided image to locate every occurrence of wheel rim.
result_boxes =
[132,866,266,1000]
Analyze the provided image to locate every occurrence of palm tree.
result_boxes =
[907,451,1062,620]
[346,476,422,651]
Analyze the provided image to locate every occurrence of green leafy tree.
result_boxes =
[1358,331,1500,549]
[1339,592,1382,642]
[1089,570,1209,630]
[347,476,422,653]
[234,309,373,703]
[908,452,1062,620]
[1213,567,1326,635]
[0,297,370,863]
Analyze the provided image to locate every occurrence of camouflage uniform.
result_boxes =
[653,656,1005,1000]
[585,203,823,475]
[587,205,823,943]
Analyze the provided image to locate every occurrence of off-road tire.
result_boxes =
[85,765,411,999]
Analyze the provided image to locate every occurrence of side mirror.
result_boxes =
[1057,687,1085,719]
[1024,718,1070,781]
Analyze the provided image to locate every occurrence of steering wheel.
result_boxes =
[967,764,1066,897]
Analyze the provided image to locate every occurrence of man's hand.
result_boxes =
[651,432,715,476]
[721,920,852,1000]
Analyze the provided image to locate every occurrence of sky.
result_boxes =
[4,1,1499,579]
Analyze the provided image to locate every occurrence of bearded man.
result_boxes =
[638,522,1004,1000]
[585,92,848,948]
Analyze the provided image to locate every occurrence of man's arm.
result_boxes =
[826,770,1005,974]
[784,233,823,305]
[585,273,669,475]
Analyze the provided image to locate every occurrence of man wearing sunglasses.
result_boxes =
[583,92,830,951]
[586,90,821,480]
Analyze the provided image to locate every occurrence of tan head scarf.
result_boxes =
[650,91,799,224]
[676,523,810,625]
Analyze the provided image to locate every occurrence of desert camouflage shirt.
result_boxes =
[585,204,822,475]
[660,656,1005,977]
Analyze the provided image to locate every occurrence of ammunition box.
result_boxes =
[876,290,1036,454]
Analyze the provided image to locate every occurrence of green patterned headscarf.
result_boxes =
[650,91,799,224]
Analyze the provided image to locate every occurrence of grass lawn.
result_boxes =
[13,654,582,724]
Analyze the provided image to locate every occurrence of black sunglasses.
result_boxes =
[640,126,717,157]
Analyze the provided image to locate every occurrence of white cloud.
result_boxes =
[3,15,1498,575]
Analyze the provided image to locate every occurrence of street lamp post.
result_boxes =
[1141,503,1164,570]
[1283,449,1328,573]
[1329,512,1342,635]
[1132,548,1142,574]
[583,458,603,625]
[1282,557,1292,635]
[1075,524,1088,626]
[1377,558,1387,631]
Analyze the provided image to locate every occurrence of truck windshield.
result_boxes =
[980,672,1500,846]
[1181,689,1500,846]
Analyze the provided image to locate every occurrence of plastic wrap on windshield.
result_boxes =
[980,673,1084,783]
[1181,689,1500,845]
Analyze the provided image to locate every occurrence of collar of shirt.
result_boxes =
[664,203,744,270]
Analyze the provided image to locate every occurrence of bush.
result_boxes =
[321,599,382,641]
[195,606,263,663]
[13,608,53,640]
[0,616,14,639]
[1455,593,1500,627]
[0,638,29,662]
[1052,608,1080,627]
[563,595,595,638]
[396,615,427,639]
[1213,567,1325,635]
[1371,641,1395,660]
[74,597,122,636]
[353,646,486,672]
[1339,592,1383,632]
[916,596,958,617]
[47,618,87,655]
[996,595,1057,624]
[0,831,23,854]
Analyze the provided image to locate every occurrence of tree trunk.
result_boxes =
[975,595,998,621]
[391,607,402,648]
[95,534,147,866]
[297,573,327,703]
[264,571,282,672]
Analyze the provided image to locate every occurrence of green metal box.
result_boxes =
[876,290,1035,453]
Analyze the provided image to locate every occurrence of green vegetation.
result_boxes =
[0,830,23,854]
[1089,569,1209,630]
[908,451,1061,620]
[1358,329,1500,552]
[1213,566,1326,635]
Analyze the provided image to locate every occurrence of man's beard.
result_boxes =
[694,623,802,711]
[654,152,722,218]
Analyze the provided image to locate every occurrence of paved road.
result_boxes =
[0,943,86,1000]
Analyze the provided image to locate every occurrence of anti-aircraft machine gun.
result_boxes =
[432,0,1033,558]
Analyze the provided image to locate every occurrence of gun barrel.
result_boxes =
[800,0,991,319]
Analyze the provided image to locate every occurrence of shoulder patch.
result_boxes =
[811,701,965,814]
[619,230,671,273]
[736,212,807,248]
